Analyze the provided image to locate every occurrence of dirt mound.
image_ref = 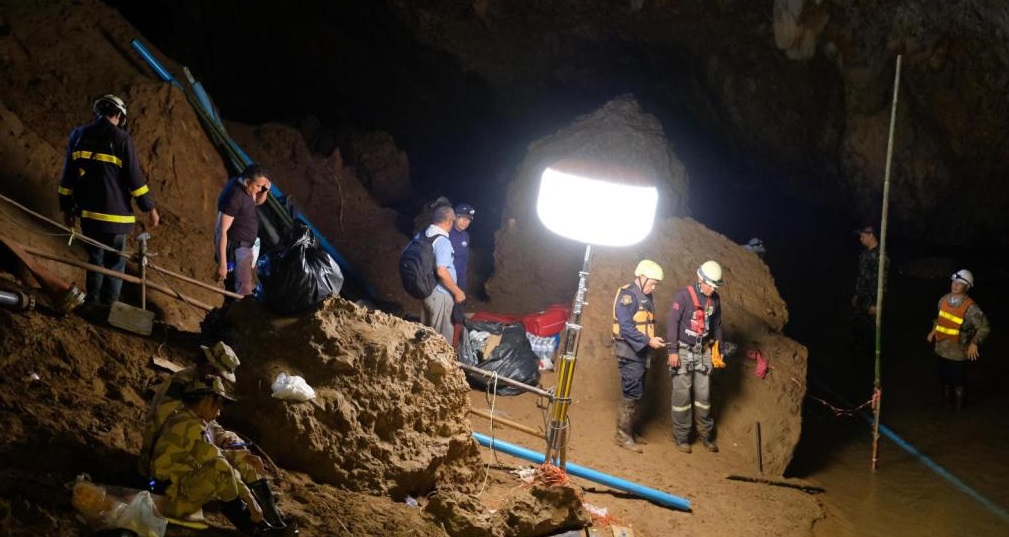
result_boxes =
[0,2,824,536]
[485,97,806,474]
[219,297,484,497]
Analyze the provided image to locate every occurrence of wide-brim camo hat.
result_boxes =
[184,375,237,402]
[201,341,240,382]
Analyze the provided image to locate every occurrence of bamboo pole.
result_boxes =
[22,246,214,311]
[872,54,902,471]
[468,408,545,439]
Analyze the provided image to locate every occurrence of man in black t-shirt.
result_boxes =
[214,165,271,296]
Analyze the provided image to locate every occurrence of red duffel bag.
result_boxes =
[522,308,568,337]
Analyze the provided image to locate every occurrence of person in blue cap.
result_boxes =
[450,203,475,291]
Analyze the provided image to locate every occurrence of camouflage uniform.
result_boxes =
[852,247,887,358]
[150,407,262,518]
[854,247,881,312]
[138,367,241,477]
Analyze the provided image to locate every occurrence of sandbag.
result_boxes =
[257,222,344,315]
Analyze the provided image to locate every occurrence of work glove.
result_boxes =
[711,341,726,369]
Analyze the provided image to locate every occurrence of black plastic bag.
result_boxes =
[462,322,540,395]
[257,223,344,315]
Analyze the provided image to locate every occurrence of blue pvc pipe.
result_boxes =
[472,432,691,512]
[129,38,376,301]
[809,377,1009,524]
[191,82,223,129]
[130,40,180,87]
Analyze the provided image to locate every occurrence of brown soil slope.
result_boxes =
[0,1,823,536]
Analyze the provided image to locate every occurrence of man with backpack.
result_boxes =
[400,205,465,342]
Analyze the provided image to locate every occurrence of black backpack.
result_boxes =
[399,233,441,299]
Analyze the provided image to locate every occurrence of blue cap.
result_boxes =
[455,203,475,220]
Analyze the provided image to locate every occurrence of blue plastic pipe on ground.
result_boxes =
[471,432,691,512]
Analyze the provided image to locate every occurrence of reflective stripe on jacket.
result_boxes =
[57,117,155,233]
[612,282,655,352]
[935,295,974,341]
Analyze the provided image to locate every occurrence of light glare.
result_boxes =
[537,166,657,246]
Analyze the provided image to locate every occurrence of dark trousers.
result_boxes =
[617,356,648,400]
[84,231,127,304]
[937,356,967,387]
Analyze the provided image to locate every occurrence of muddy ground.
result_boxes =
[0,1,824,536]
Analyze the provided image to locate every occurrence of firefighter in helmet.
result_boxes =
[611,259,666,452]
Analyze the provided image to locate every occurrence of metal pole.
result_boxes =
[22,246,215,311]
[872,54,902,471]
[544,243,592,468]
[138,232,150,310]
[0,192,242,300]
[456,362,554,399]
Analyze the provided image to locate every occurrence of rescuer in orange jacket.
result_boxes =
[926,269,990,411]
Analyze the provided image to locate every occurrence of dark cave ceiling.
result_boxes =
[105,0,1009,249]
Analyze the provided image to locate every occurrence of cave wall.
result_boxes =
[100,0,1009,247]
[389,0,1009,247]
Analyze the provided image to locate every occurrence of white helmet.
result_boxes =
[951,269,974,289]
[697,260,723,288]
[93,94,127,119]
[634,259,664,281]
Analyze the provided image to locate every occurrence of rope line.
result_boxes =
[475,372,501,498]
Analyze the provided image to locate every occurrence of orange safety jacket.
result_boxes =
[934,295,974,342]
[612,283,655,341]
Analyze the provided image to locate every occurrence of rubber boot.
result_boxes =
[220,498,258,535]
[249,479,287,530]
[629,399,648,445]
[953,386,965,412]
[614,399,643,453]
[221,497,286,536]
[940,384,953,408]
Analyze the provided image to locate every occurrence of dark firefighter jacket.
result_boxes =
[612,282,655,360]
[58,117,155,234]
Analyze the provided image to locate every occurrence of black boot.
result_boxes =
[220,498,258,535]
[953,386,965,411]
[221,497,288,536]
[249,479,288,530]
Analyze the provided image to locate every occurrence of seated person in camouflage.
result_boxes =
[150,375,289,534]
[139,341,243,478]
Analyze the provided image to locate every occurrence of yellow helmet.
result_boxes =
[634,259,664,281]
